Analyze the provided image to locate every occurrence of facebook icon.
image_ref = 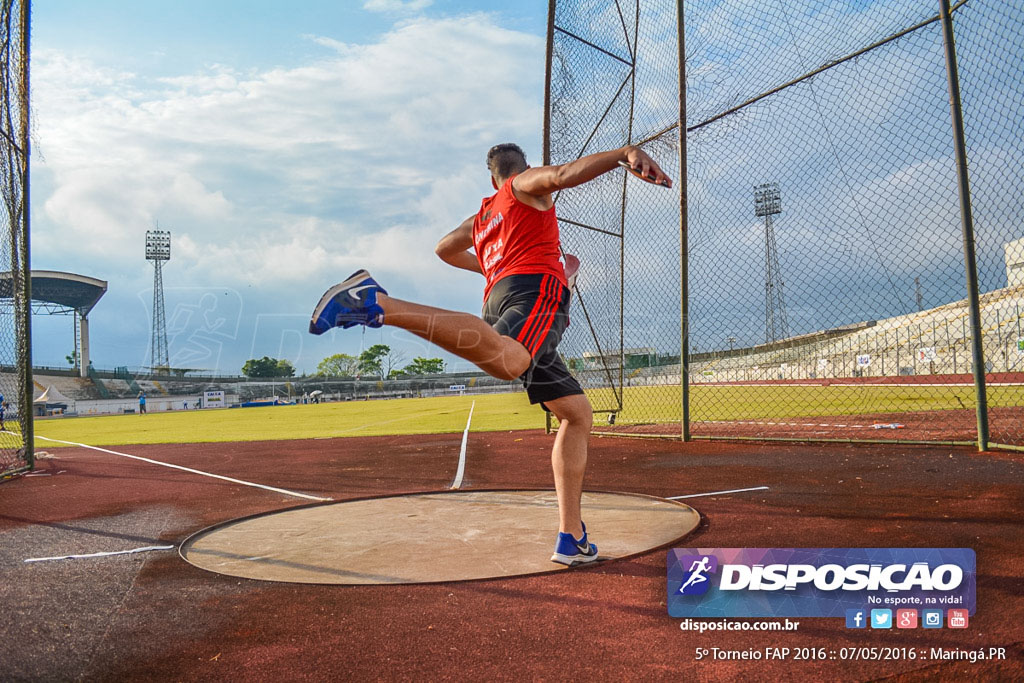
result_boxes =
[846,609,867,629]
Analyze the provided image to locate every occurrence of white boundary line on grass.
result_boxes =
[667,486,769,500]
[449,401,475,490]
[25,545,175,563]
[34,435,333,502]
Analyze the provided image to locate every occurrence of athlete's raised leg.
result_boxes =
[309,269,530,381]
[376,294,530,381]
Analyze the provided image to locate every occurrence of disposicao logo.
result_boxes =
[676,555,718,595]
[667,548,975,619]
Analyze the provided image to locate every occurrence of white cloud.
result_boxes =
[30,13,545,370]
[363,0,433,13]
[33,14,543,280]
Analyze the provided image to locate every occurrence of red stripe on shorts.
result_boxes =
[524,277,563,356]
[515,274,553,348]
[519,275,557,353]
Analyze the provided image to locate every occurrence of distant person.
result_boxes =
[0,396,6,431]
[138,391,147,414]
[183,401,188,410]
[309,142,671,566]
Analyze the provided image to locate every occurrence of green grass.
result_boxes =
[610,383,1024,423]
[35,393,537,448]
[32,383,1024,448]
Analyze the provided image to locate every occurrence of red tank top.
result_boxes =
[472,175,567,300]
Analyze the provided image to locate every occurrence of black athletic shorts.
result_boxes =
[482,273,584,407]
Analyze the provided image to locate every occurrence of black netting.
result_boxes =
[0,0,31,477]
[548,0,1023,448]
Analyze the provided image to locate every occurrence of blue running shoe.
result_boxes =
[309,270,388,335]
[551,522,599,566]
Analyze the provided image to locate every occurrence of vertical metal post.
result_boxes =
[17,0,31,469]
[617,2,638,417]
[542,0,555,166]
[940,0,988,450]
[677,0,689,440]
[896,327,900,374]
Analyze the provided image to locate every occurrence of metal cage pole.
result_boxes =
[677,0,689,440]
[542,0,555,166]
[17,0,31,469]
[940,0,989,451]
[542,0,555,435]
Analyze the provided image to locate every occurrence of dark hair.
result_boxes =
[486,143,527,179]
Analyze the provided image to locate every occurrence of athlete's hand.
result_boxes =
[623,147,672,188]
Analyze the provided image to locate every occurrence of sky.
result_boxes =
[30,0,549,375]
[26,0,1024,375]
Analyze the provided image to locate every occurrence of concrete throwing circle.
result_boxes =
[180,490,699,584]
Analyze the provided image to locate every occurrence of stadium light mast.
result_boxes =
[145,229,171,371]
[754,182,789,344]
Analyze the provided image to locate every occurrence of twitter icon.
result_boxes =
[870,609,893,629]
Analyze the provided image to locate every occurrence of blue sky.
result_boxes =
[30,0,550,374]
[28,0,1023,375]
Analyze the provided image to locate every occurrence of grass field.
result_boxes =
[34,393,535,448]
[30,382,1024,448]
[590,382,1024,422]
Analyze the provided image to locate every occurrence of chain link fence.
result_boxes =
[0,0,31,478]
[547,0,1024,450]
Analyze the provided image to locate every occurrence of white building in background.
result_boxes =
[1006,237,1024,288]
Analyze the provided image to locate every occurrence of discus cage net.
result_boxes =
[0,0,31,478]
[546,0,1024,451]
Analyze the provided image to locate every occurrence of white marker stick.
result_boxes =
[450,401,475,489]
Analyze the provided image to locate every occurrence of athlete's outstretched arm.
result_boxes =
[513,145,672,198]
[435,215,483,275]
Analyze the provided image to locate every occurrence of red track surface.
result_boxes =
[2,432,1023,681]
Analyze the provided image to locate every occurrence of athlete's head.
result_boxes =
[486,143,528,184]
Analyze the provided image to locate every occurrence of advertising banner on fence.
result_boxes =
[668,548,975,619]
[202,391,226,408]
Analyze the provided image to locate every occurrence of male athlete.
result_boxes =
[310,143,671,565]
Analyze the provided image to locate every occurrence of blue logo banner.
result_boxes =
[667,548,975,618]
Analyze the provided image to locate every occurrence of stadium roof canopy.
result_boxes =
[0,270,108,316]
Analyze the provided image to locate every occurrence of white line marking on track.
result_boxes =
[700,419,884,430]
[25,545,175,563]
[449,401,475,490]
[667,486,770,500]
[33,435,333,502]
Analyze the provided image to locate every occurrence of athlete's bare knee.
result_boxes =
[548,394,593,427]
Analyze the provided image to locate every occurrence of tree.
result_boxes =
[316,353,359,377]
[358,344,388,378]
[358,344,407,380]
[395,357,445,377]
[242,356,296,378]
[276,359,296,377]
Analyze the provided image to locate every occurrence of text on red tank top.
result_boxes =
[472,175,567,300]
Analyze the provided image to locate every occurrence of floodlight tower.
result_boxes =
[754,183,789,344]
[145,229,171,371]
